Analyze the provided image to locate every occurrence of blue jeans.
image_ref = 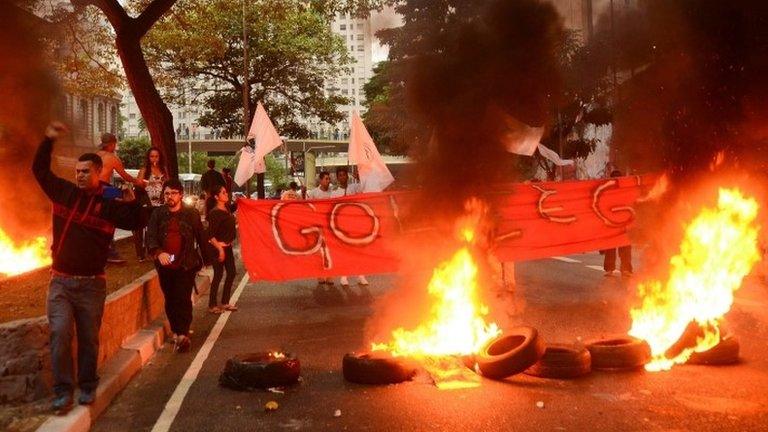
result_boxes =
[47,276,106,395]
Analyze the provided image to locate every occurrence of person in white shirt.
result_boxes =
[305,171,341,304]
[332,167,371,302]
[306,171,334,199]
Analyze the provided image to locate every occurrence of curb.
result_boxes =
[36,273,212,432]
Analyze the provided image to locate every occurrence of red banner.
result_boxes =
[237,175,656,281]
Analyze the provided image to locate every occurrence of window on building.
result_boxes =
[110,106,117,133]
[357,34,364,41]
[129,113,136,119]
[351,78,355,84]
[350,23,354,30]
[357,45,364,52]
[79,100,88,130]
[339,24,346,30]
[350,35,354,41]
[341,78,348,84]
[97,103,106,132]
[342,89,349,95]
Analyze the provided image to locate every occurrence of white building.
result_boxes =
[310,13,377,140]
[121,91,215,140]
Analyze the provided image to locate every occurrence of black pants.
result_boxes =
[132,228,145,259]
[156,265,196,336]
[603,246,633,272]
[210,246,236,307]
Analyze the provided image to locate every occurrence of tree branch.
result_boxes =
[135,0,177,38]
[71,0,129,32]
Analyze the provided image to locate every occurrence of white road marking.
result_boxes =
[151,274,250,432]
[586,265,605,272]
[552,256,581,263]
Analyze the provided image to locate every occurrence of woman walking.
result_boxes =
[206,185,238,313]
[133,147,167,261]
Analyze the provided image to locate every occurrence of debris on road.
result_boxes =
[536,401,545,409]
[334,409,342,417]
[265,401,279,411]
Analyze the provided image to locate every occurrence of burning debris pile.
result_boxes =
[629,187,761,371]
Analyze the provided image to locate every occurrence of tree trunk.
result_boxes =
[115,33,178,177]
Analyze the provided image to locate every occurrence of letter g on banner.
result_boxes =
[271,202,332,269]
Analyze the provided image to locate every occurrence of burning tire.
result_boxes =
[687,334,740,365]
[524,344,591,379]
[342,352,419,385]
[219,352,300,391]
[587,337,651,370]
[476,326,546,380]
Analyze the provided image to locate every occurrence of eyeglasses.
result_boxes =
[164,191,181,196]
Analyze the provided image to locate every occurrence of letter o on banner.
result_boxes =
[330,202,380,246]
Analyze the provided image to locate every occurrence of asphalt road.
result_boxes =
[92,252,768,432]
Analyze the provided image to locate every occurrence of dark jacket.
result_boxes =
[145,205,208,271]
[32,137,140,276]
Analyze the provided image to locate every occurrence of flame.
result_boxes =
[0,227,51,277]
[629,188,761,371]
[372,199,501,388]
[270,352,286,359]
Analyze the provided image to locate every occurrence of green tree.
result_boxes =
[264,154,289,193]
[142,0,383,138]
[117,136,151,169]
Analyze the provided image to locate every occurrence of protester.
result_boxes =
[280,181,301,200]
[306,171,333,199]
[221,167,234,194]
[200,159,225,195]
[146,178,208,353]
[305,171,338,298]
[332,166,371,300]
[97,133,144,264]
[132,147,167,261]
[602,169,633,277]
[33,122,142,413]
[205,185,238,314]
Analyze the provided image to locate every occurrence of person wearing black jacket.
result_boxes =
[32,122,141,413]
[205,185,238,314]
[145,178,208,353]
[199,159,225,195]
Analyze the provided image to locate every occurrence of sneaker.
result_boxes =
[175,335,191,353]
[52,393,73,414]
[222,304,238,312]
[621,270,633,277]
[78,389,95,405]
[604,271,614,277]
[208,306,223,314]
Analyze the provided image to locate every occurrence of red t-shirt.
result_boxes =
[163,213,183,268]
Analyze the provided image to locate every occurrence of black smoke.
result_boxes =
[0,4,60,240]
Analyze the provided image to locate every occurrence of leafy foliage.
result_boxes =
[141,0,354,138]
[117,136,151,169]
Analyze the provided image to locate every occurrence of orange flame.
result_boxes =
[628,188,761,371]
[371,199,501,387]
[0,227,51,277]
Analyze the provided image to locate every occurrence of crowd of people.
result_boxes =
[33,122,375,414]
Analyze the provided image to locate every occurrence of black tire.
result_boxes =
[587,337,651,370]
[524,344,591,379]
[687,334,740,365]
[476,326,546,380]
[219,352,300,391]
[342,352,418,385]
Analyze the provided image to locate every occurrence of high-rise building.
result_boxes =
[310,13,376,139]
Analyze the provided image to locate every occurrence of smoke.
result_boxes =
[611,1,768,183]
[405,0,564,218]
[0,4,60,239]
[370,6,401,63]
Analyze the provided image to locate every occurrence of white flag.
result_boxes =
[234,145,255,187]
[536,143,574,166]
[248,102,282,174]
[348,112,394,192]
